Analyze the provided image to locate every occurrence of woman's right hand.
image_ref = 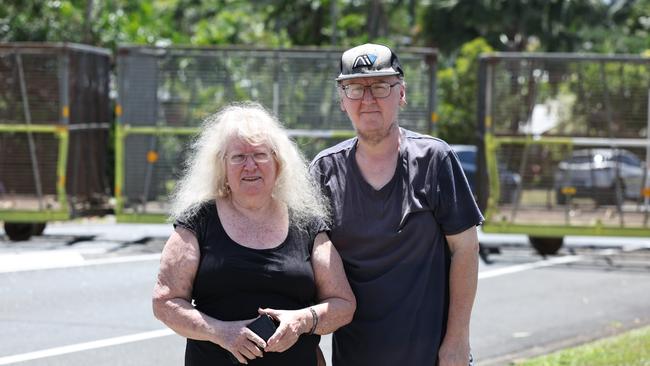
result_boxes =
[215,318,267,364]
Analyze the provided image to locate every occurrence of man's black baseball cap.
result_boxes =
[336,43,404,81]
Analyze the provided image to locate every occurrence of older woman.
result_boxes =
[153,102,355,365]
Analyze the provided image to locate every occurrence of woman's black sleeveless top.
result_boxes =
[175,201,325,366]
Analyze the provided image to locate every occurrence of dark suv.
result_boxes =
[452,145,522,204]
[553,148,647,205]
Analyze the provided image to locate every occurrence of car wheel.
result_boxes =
[32,223,46,236]
[4,222,35,241]
[529,236,563,256]
[596,179,625,206]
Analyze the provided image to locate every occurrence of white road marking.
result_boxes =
[479,255,582,280]
[0,251,85,273]
[0,329,175,365]
[83,253,161,266]
[0,252,161,273]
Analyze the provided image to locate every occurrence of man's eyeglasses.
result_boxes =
[340,82,401,100]
[227,151,273,165]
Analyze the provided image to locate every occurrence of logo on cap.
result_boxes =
[352,54,377,69]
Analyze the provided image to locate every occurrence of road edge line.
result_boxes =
[0,329,175,365]
[479,255,582,280]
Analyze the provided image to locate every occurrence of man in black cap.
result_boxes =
[310,43,482,365]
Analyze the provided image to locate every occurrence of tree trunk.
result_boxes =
[83,0,95,44]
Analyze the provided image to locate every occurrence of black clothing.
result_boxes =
[175,201,325,366]
[310,128,483,366]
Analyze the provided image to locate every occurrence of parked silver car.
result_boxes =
[553,148,648,205]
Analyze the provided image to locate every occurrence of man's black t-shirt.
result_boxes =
[175,201,325,366]
[310,128,484,366]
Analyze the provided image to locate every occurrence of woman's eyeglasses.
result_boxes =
[340,82,400,100]
[227,151,273,165]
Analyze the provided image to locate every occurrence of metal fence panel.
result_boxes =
[0,43,111,221]
[478,53,650,237]
[116,45,437,220]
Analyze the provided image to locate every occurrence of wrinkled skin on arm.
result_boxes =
[152,227,266,364]
[438,226,479,366]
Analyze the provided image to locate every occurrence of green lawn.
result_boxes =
[514,325,650,366]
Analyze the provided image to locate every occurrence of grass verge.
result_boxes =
[513,325,650,366]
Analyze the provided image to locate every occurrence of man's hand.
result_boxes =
[438,336,470,366]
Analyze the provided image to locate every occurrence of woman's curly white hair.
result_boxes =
[169,101,329,228]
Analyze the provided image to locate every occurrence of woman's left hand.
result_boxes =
[257,307,309,353]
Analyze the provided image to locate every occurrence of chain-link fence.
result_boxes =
[0,43,111,225]
[115,45,437,220]
[477,53,650,247]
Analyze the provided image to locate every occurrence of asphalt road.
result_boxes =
[0,223,649,365]
[0,260,182,366]
[472,244,650,365]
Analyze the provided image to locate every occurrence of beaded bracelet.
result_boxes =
[308,307,318,335]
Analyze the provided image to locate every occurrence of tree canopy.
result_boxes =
[3,0,648,53]
[2,0,648,143]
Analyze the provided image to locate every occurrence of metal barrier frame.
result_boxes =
[114,45,437,223]
[0,43,110,225]
[113,124,357,223]
[478,52,650,238]
[0,124,69,222]
[483,135,650,237]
